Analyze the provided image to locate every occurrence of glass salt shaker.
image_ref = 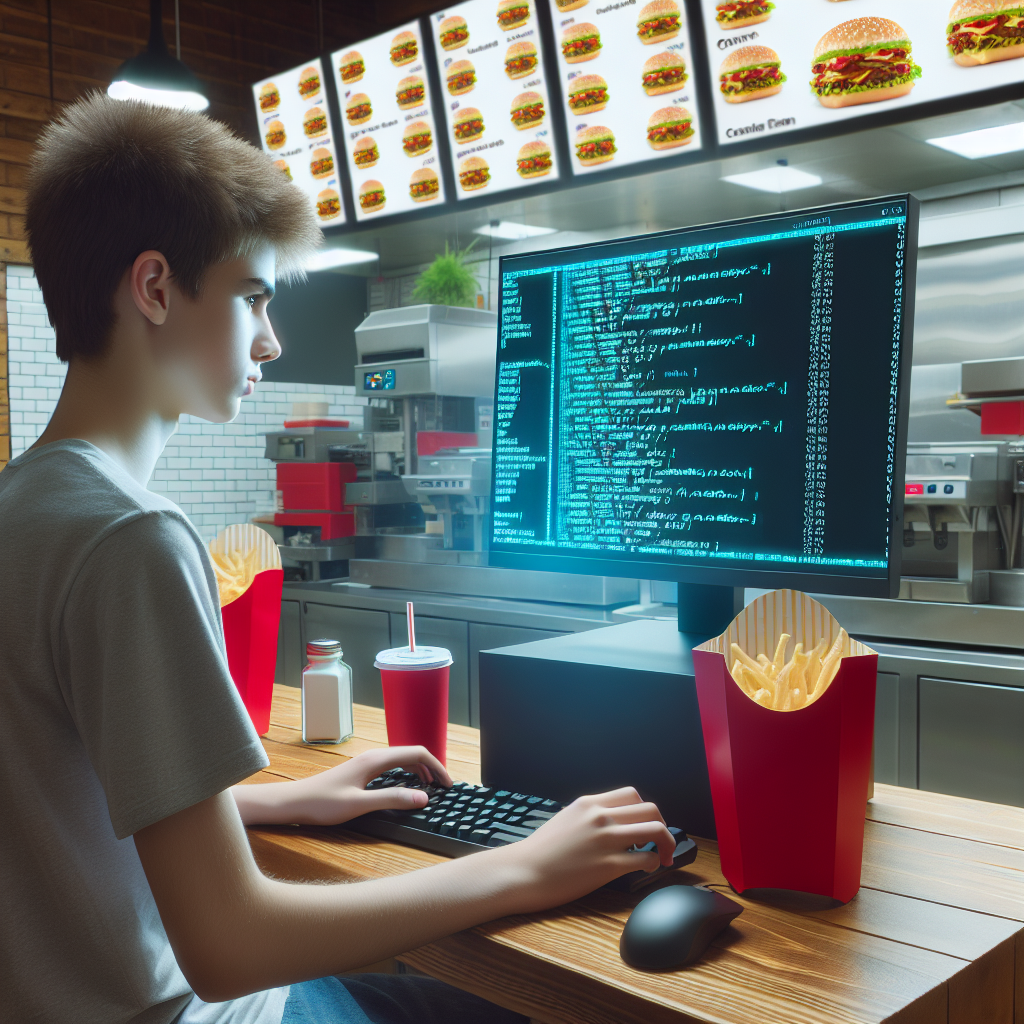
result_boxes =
[302,638,353,744]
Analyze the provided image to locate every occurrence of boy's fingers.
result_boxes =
[585,786,644,808]
[355,786,429,814]
[614,822,677,867]
[600,801,666,827]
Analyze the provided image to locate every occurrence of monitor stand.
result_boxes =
[677,583,744,639]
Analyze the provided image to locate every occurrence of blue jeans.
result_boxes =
[282,974,529,1024]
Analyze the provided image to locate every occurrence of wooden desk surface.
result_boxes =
[246,684,1024,1024]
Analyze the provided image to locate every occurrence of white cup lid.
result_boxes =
[375,645,453,671]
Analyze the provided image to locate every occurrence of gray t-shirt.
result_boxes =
[0,440,285,1024]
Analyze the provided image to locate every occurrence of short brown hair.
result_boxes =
[26,92,321,362]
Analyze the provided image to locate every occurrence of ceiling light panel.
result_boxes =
[721,167,823,194]
[474,221,557,241]
[927,122,1024,160]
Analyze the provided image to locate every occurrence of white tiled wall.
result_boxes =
[6,266,368,540]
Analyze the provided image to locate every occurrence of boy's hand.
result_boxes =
[232,747,451,826]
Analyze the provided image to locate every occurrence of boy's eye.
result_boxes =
[246,295,259,309]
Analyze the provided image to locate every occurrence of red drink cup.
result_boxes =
[375,646,453,765]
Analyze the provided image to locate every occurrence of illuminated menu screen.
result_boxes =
[548,0,704,176]
[331,22,447,220]
[430,0,561,199]
[703,1,1024,147]
[252,59,345,227]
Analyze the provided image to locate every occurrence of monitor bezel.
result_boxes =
[487,193,918,600]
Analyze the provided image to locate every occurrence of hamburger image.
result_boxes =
[259,82,279,112]
[562,23,602,62]
[309,147,334,179]
[720,45,786,102]
[439,15,469,50]
[642,52,687,95]
[574,125,615,165]
[811,18,921,108]
[298,66,321,100]
[511,90,545,129]
[303,106,328,137]
[516,139,552,178]
[410,167,440,202]
[447,60,476,95]
[272,159,291,181]
[555,0,588,9]
[637,0,682,44]
[397,74,425,110]
[567,74,608,112]
[498,0,531,30]
[505,40,539,79]
[353,135,379,168]
[391,30,419,66]
[453,106,485,143]
[264,120,286,150]
[339,51,364,83]
[715,2,775,29]
[647,105,694,149]
[345,93,373,125]
[459,156,490,191]
[316,188,342,221]
[358,180,386,214]
[947,1,1024,66]
[402,120,433,157]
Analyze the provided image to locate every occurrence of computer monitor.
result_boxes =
[488,195,917,600]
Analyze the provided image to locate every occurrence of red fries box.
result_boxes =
[208,525,284,736]
[692,589,877,903]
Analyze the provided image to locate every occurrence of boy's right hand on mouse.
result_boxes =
[494,787,677,912]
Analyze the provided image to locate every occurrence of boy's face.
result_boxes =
[160,246,281,423]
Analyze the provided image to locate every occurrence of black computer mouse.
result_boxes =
[620,885,743,971]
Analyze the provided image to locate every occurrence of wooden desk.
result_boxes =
[246,685,1024,1024]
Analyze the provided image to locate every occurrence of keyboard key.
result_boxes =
[541,799,559,808]
[470,829,492,842]
[526,796,542,804]
[526,810,556,820]
[489,831,526,844]
[511,794,529,801]
[495,790,511,798]
[492,823,535,838]
[513,806,528,814]
[506,815,524,825]
[498,803,514,811]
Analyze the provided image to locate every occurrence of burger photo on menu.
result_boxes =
[309,147,334,179]
[272,159,291,181]
[316,188,342,221]
[265,120,286,149]
[567,74,609,112]
[303,106,328,137]
[298,66,321,100]
[459,156,490,191]
[497,0,531,30]
[353,136,379,168]
[511,91,545,129]
[647,105,694,148]
[715,2,775,29]
[575,125,616,165]
[642,52,687,95]
[447,60,476,95]
[259,82,279,112]
[947,1,1024,66]
[517,139,552,177]
[339,50,365,83]
[719,45,786,102]
[637,0,682,44]
[555,0,589,9]
[345,93,373,125]
[811,18,921,108]
[453,106,485,142]
[562,23,602,63]
[440,15,469,50]
[505,41,539,79]
[403,120,434,156]
[409,167,440,202]
[391,30,419,66]
[359,180,386,213]
[397,74,426,110]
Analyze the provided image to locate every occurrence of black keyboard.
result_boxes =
[341,768,698,893]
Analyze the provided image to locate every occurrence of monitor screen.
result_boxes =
[489,196,917,598]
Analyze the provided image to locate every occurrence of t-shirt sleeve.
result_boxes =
[57,510,270,839]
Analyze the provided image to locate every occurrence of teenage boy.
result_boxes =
[0,94,675,1024]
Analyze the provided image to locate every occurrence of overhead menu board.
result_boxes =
[331,21,447,220]
[252,59,345,226]
[429,0,561,199]
[547,0,705,176]
[703,1,1024,147]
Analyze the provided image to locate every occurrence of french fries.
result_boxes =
[208,524,281,606]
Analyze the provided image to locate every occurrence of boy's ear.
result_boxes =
[129,250,173,326]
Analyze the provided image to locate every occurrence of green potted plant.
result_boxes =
[411,241,479,307]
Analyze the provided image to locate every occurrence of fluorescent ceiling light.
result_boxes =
[474,221,557,241]
[107,80,209,111]
[927,122,1024,160]
[306,248,377,272]
[722,166,823,193]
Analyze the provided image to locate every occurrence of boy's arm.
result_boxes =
[135,784,674,1003]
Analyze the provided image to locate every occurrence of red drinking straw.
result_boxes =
[407,601,416,652]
